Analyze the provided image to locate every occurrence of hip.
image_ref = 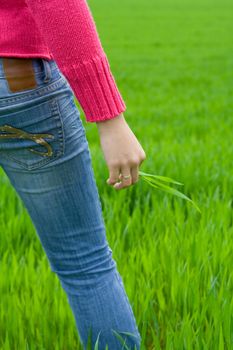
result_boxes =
[0,57,86,172]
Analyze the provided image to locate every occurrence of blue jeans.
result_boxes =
[0,58,141,349]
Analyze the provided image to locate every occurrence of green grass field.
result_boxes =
[0,0,233,348]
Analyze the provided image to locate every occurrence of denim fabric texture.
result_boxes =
[0,58,141,349]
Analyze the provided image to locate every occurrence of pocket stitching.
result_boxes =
[0,97,65,170]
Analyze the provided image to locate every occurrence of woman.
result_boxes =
[0,0,146,349]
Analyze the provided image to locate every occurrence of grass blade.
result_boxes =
[111,329,130,350]
[139,170,184,185]
[94,331,101,350]
[141,175,201,213]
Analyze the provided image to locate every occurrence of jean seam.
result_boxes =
[115,271,142,343]
[53,96,66,157]
[0,76,66,106]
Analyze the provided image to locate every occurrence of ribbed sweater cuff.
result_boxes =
[61,54,126,123]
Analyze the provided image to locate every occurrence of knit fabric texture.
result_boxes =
[0,0,126,122]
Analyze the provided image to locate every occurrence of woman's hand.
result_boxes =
[96,113,146,190]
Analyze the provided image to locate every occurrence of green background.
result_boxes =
[0,0,232,348]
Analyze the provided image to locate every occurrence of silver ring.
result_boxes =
[122,174,131,179]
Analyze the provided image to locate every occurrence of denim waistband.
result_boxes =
[0,57,59,78]
[0,57,69,104]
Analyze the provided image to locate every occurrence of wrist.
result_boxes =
[95,113,126,133]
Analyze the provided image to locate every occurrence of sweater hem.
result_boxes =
[0,52,54,60]
[61,54,127,123]
[83,105,127,123]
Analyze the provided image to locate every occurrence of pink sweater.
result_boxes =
[0,0,126,123]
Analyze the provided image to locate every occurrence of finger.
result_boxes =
[106,163,120,186]
[113,164,132,190]
[130,164,139,184]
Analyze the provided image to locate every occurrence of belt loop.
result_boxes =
[42,59,51,83]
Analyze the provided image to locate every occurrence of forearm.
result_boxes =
[96,113,126,132]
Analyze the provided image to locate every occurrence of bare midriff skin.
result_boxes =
[96,113,146,190]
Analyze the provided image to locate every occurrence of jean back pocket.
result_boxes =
[0,97,65,171]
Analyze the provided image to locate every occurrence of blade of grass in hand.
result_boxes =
[141,175,201,213]
[139,170,184,186]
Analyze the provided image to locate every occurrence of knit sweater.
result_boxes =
[0,0,126,123]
